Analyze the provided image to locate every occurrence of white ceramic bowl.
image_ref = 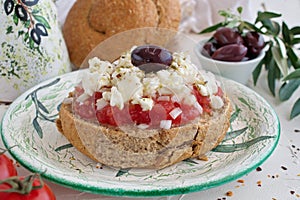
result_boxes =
[195,39,265,85]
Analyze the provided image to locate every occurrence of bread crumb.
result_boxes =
[70,156,76,160]
[296,194,300,198]
[257,180,262,187]
[237,179,244,183]
[198,155,208,161]
[226,191,233,197]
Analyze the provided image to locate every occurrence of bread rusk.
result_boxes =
[56,95,231,169]
[63,0,181,68]
[56,45,232,169]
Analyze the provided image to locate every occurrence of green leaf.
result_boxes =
[224,127,248,141]
[116,168,130,177]
[18,30,25,38]
[33,15,51,29]
[6,26,13,34]
[283,69,300,81]
[33,117,43,138]
[282,22,291,44]
[260,19,280,35]
[237,6,243,14]
[242,21,263,33]
[24,32,29,42]
[13,13,18,25]
[290,26,300,35]
[287,47,300,69]
[271,44,288,77]
[37,100,49,114]
[291,37,300,45]
[55,143,73,152]
[256,11,282,23]
[252,57,264,85]
[290,98,300,119]
[279,79,300,101]
[24,20,30,29]
[230,105,241,123]
[29,37,35,49]
[212,136,276,153]
[183,158,198,164]
[267,59,276,96]
[199,22,226,34]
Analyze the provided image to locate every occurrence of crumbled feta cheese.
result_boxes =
[89,57,114,74]
[136,124,149,130]
[210,95,224,109]
[102,91,111,101]
[143,76,160,96]
[197,84,209,96]
[169,107,182,119]
[110,86,124,109]
[76,93,89,103]
[96,98,108,110]
[116,72,143,102]
[160,120,172,129]
[194,102,203,114]
[132,97,154,111]
[157,96,170,102]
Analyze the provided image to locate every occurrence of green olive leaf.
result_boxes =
[279,79,300,101]
[290,98,300,119]
[267,59,276,96]
[13,13,18,26]
[55,143,73,152]
[33,15,51,29]
[6,26,13,34]
[290,26,300,35]
[199,22,226,34]
[291,37,300,45]
[282,22,291,44]
[33,117,43,138]
[283,69,300,81]
[256,11,282,23]
[287,47,300,69]
[271,40,288,77]
[252,57,264,85]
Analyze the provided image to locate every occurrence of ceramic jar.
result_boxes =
[0,0,71,102]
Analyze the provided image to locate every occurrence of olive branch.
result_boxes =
[199,7,300,119]
[4,0,51,52]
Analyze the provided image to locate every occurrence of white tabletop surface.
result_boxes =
[1,1,300,199]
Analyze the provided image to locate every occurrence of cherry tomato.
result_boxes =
[0,154,17,180]
[0,176,56,200]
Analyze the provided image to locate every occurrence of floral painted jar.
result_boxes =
[0,0,71,102]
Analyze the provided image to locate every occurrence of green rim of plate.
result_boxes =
[0,71,280,197]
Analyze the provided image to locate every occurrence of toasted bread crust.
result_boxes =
[63,0,181,68]
[56,96,231,169]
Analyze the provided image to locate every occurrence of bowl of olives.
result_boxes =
[195,27,265,85]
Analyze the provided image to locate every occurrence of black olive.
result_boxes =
[30,28,41,45]
[35,23,48,36]
[4,0,14,15]
[131,45,173,73]
[15,4,28,21]
[21,0,39,7]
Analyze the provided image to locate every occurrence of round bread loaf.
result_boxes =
[63,0,181,68]
[56,95,231,169]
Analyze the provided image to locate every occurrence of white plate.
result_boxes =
[0,70,280,197]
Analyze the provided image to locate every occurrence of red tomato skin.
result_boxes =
[0,154,17,179]
[0,178,56,200]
